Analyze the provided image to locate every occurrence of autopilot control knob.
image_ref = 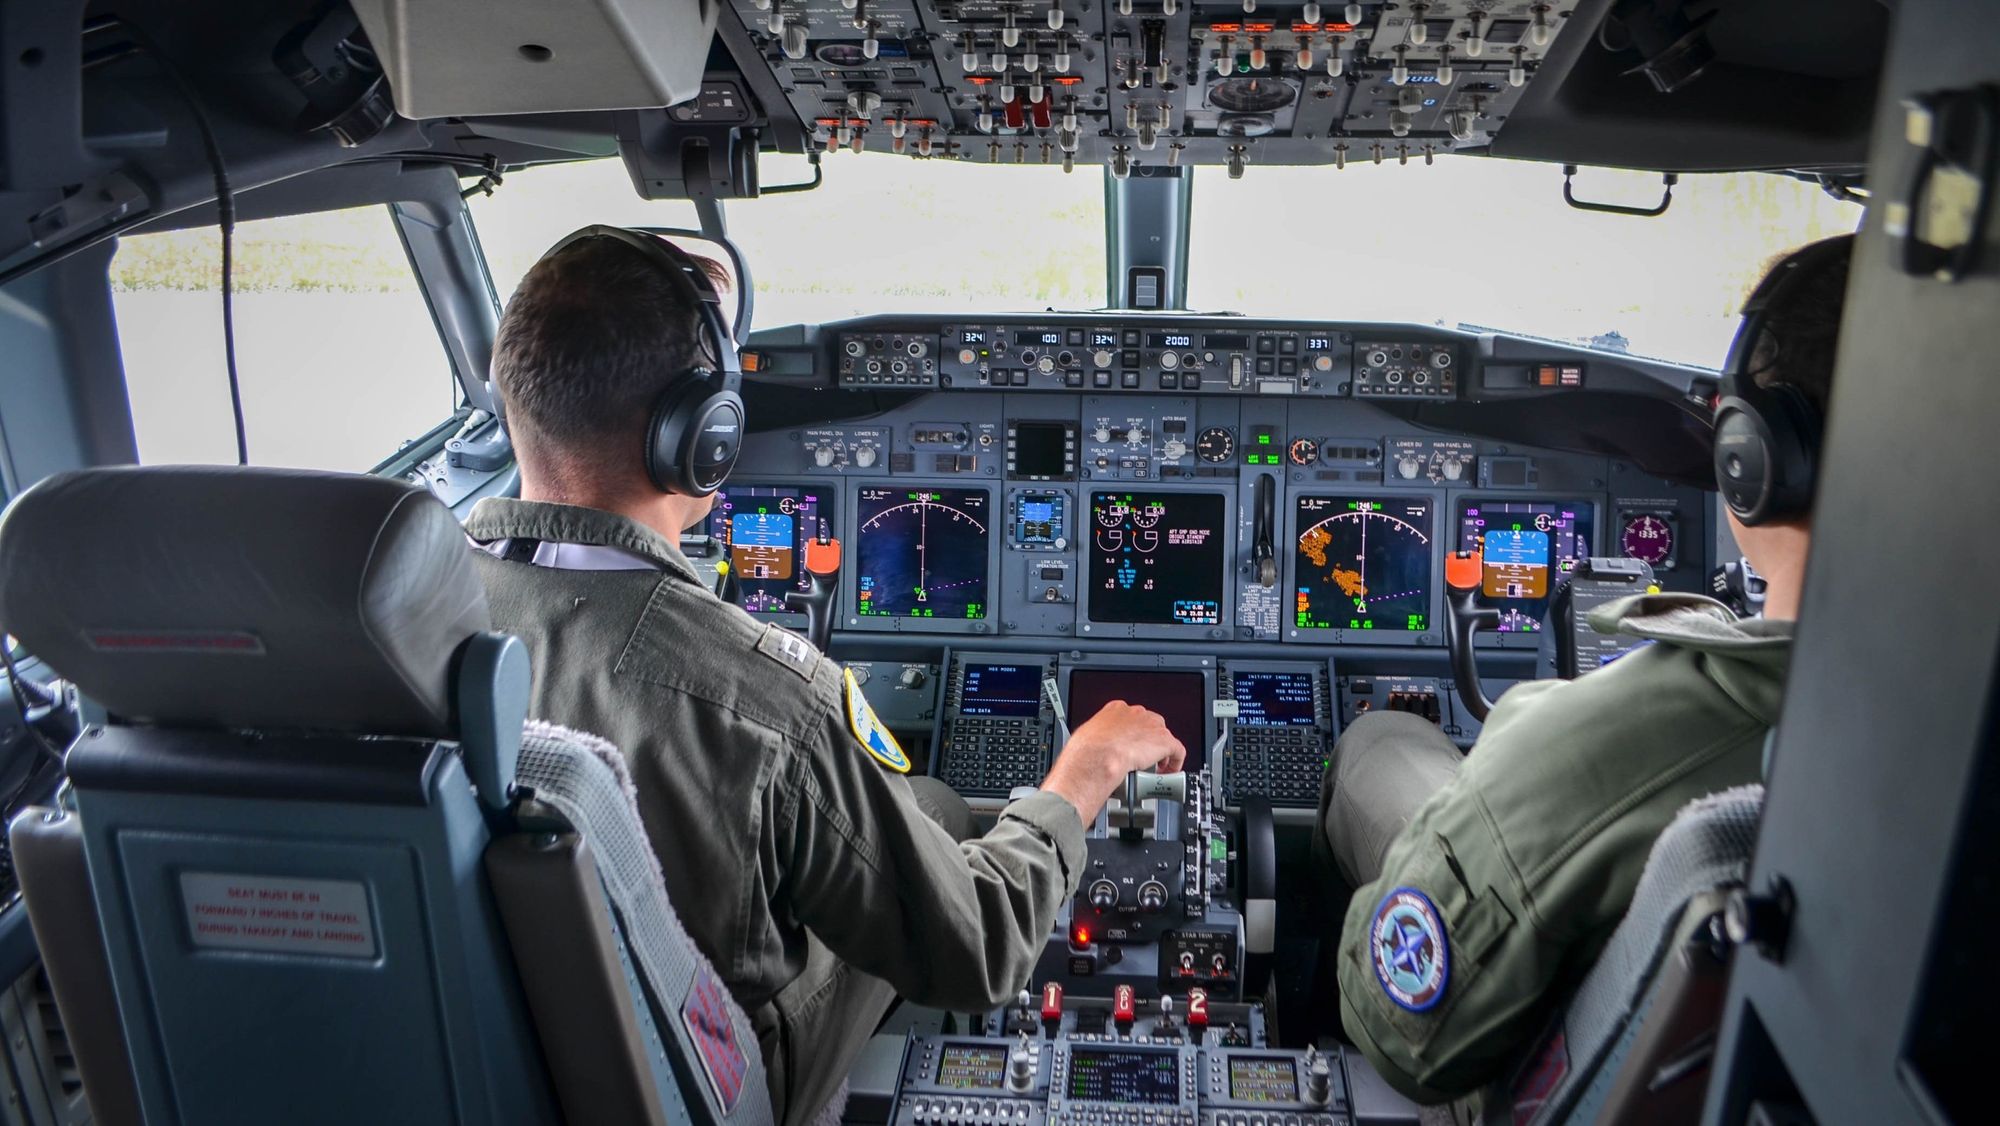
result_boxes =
[1137,880,1168,912]
[854,445,879,469]
[813,445,837,468]
[1094,349,1114,369]
[1088,879,1120,910]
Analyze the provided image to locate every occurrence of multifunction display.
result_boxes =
[856,487,991,619]
[704,486,829,615]
[1457,500,1595,632]
[1230,672,1318,727]
[1227,1057,1299,1103]
[1293,496,1435,632]
[1066,1048,1181,1105]
[1088,492,1227,626]
[958,663,1043,718]
[936,1045,1007,1090]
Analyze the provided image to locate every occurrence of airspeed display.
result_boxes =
[856,488,990,619]
[1293,496,1434,632]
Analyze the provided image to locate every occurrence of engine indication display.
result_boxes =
[1088,492,1226,626]
[1457,500,1596,632]
[856,488,990,620]
[704,486,829,615]
[1293,497,1434,632]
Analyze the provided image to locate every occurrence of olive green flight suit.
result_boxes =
[464,499,1085,1126]
[1318,593,1791,1108]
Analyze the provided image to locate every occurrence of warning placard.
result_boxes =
[180,872,378,959]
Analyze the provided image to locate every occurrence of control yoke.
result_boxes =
[784,520,842,652]
[1444,550,1501,722]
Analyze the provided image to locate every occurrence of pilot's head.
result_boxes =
[492,231,734,531]
[1715,232,1852,618]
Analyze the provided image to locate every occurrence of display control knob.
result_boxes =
[1398,455,1422,479]
[1094,349,1114,369]
[1124,426,1146,446]
[1092,425,1113,443]
[1137,880,1168,912]
[854,445,879,469]
[1303,1046,1333,1105]
[1007,1038,1036,1093]
[1088,880,1120,909]
[898,666,928,689]
[813,446,837,468]
[1442,456,1465,481]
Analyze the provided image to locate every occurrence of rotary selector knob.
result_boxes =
[1094,349,1114,368]
[1092,425,1113,443]
[1137,880,1168,913]
[813,446,837,468]
[1006,1040,1036,1093]
[1442,456,1465,481]
[1088,880,1120,909]
[854,446,879,469]
[960,348,977,364]
[1398,455,1422,479]
[1160,351,1180,370]
[1162,438,1188,461]
[1125,426,1147,446]
[1038,356,1056,374]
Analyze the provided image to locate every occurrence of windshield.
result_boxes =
[469,153,1107,324]
[1187,160,1861,368]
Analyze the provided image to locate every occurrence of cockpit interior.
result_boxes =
[0,0,1992,1124]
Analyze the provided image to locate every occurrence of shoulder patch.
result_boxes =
[844,667,910,773]
[1371,887,1451,1012]
[754,626,819,682]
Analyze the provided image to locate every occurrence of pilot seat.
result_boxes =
[0,466,771,1126]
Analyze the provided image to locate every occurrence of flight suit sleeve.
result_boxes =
[776,665,1086,1012]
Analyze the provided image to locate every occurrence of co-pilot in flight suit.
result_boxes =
[1318,593,1792,1116]
[465,498,1086,1126]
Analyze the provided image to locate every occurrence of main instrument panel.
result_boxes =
[704,313,1714,810]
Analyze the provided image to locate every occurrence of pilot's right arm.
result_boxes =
[774,664,1086,1012]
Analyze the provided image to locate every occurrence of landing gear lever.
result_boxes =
[1251,472,1277,588]
[1444,550,1501,722]
[784,520,842,653]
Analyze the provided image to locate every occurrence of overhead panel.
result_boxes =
[731,0,1577,173]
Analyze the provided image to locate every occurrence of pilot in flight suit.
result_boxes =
[1317,235,1850,1112]
[466,229,1183,1126]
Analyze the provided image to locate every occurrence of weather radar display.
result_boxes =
[1293,497,1434,632]
[1457,500,1596,632]
[856,488,990,619]
[703,486,828,615]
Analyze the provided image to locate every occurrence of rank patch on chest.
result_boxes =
[845,667,910,773]
[1371,887,1450,1012]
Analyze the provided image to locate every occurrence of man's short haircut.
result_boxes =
[491,233,720,476]
[1746,233,1853,418]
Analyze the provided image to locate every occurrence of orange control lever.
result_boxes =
[804,536,842,578]
[1446,549,1484,593]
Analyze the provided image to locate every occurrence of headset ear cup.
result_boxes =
[1714,386,1819,526]
[646,378,743,497]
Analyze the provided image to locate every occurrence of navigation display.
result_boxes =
[703,486,830,615]
[1293,496,1434,632]
[1067,669,1208,772]
[937,1045,1007,1090]
[856,488,990,620]
[1066,1048,1180,1105]
[1231,672,1317,727]
[960,663,1043,718]
[1088,492,1226,626]
[1457,500,1595,632]
[1228,1057,1299,1103]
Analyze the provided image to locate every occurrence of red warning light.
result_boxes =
[1071,923,1092,947]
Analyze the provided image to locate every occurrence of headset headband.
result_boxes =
[546,224,743,396]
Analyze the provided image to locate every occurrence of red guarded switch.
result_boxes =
[1186,988,1210,1031]
[1113,984,1137,1028]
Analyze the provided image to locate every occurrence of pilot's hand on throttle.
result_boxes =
[1040,701,1188,825]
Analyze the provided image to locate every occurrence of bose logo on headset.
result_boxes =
[1711,235,1850,526]
[537,224,747,499]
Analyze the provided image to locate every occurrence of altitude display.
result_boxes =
[960,663,1043,718]
[703,486,829,615]
[937,1045,1007,1090]
[1088,492,1226,626]
[1457,500,1595,632]
[1066,1048,1180,1105]
[1228,1057,1299,1103]
[1231,672,1318,727]
[1293,496,1434,632]
[856,488,990,620]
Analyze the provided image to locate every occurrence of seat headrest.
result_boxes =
[0,467,490,738]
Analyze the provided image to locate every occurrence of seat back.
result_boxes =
[1489,784,1764,1126]
[0,466,770,1126]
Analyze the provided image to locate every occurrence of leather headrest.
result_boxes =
[0,467,490,738]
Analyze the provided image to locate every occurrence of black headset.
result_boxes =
[537,224,746,498]
[1711,236,1849,526]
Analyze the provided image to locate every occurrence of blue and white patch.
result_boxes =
[844,668,910,773]
[1371,887,1450,1012]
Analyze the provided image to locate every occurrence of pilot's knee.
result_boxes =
[906,775,978,843]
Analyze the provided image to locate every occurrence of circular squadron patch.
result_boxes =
[1371,887,1450,1012]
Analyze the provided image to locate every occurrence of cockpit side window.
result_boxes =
[110,205,461,470]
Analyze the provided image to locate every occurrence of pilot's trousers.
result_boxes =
[1315,711,1466,889]
[787,776,978,1126]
